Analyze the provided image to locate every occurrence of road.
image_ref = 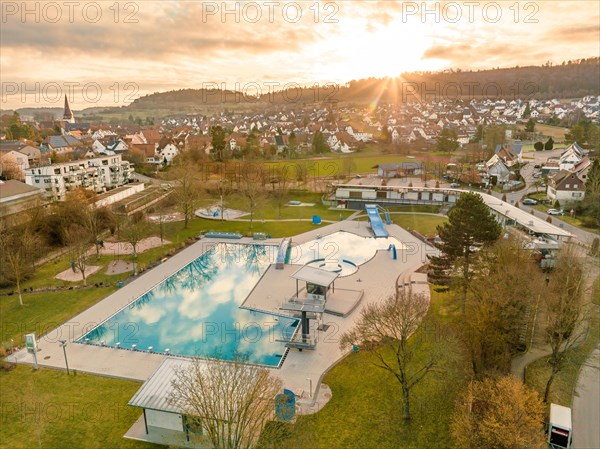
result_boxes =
[572,346,600,449]
[132,172,161,185]
[489,155,598,246]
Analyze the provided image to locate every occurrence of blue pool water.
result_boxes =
[77,243,299,366]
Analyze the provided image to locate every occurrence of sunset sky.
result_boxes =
[1,0,599,109]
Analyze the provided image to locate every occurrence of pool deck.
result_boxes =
[241,264,364,318]
[12,220,437,412]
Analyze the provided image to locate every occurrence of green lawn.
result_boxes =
[223,192,353,221]
[387,205,442,214]
[390,214,447,237]
[1,287,117,346]
[264,288,469,449]
[263,154,409,178]
[0,365,160,449]
[554,214,600,234]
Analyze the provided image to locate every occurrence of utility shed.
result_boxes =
[125,357,209,448]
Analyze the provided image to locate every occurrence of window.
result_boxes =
[35,180,40,183]
[54,168,60,174]
[349,191,362,199]
[565,184,570,188]
[376,191,387,199]
[574,184,578,188]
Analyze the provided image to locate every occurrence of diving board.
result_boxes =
[365,204,389,238]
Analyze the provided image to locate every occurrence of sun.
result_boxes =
[312,18,442,82]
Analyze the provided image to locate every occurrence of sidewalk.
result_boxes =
[572,346,600,449]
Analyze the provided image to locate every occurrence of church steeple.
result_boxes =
[63,95,75,124]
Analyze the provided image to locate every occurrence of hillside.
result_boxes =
[128,59,599,110]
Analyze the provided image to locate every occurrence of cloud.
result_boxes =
[1,1,599,108]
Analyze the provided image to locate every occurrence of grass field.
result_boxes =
[536,124,569,142]
[0,365,160,449]
[263,154,410,178]
[355,210,446,238]
[1,287,117,346]
[263,287,469,449]
[389,214,447,237]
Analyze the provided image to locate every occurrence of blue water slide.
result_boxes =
[365,204,389,238]
[384,210,391,225]
[276,238,291,269]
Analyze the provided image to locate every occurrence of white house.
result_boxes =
[547,170,586,203]
[391,128,401,145]
[484,155,510,185]
[92,140,108,153]
[106,140,128,153]
[157,143,179,164]
[558,144,584,171]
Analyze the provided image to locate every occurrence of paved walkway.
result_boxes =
[572,346,600,449]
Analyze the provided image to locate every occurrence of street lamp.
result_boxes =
[59,340,70,375]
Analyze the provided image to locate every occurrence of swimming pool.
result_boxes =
[77,243,299,367]
[292,231,403,276]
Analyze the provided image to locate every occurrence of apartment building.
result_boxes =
[24,155,134,200]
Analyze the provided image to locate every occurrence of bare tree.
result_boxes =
[238,165,265,230]
[216,178,232,222]
[463,239,544,376]
[171,161,203,229]
[170,356,282,449]
[543,246,588,402]
[65,225,92,286]
[340,287,445,420]
[118,215,153,276]
[83,204,116,260]
[268,167,289,218]
[0,229,39,305]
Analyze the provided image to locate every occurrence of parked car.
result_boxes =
[533,172,541,178]
[522,198,538,205]
[547,209,564,216]
[534,164,541,169]
[450,182,461,188]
